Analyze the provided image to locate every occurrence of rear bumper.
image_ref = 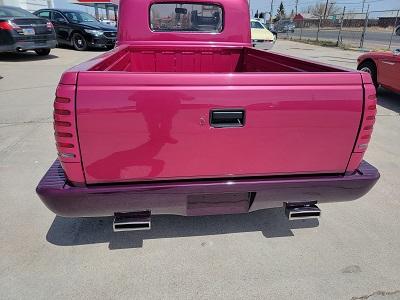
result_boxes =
[0,39,57,52]
[36,160,379,217]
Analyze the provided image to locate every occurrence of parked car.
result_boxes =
[264,21,278,38]
[275,20,295,33]
[357,49,400,93]
[250,19,275,48]
[0,5,56,55]
[37,0,379,232]
[33,9,117,51]
[99,18,116,27]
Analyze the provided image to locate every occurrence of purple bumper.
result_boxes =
[36,160,379,217]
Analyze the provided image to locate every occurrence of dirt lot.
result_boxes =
[1,41,400,299]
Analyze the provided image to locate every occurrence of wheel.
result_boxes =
[72,33,88,51]
[35,48,51,56]
[396,27,400,36]
[357,60,378,89]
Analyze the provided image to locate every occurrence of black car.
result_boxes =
[34,9,117,51]
[274,20,295,33]
[0,6,57,55]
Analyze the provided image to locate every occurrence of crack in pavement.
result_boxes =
[351,290,400,300]
[0,123,44,160]
[0,119,52,127]
[0,85,55,93]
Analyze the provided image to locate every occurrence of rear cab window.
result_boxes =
[150,3,223,33]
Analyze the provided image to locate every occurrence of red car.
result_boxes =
[357,49,400,93]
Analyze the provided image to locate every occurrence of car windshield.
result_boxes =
[64,11,98,23]
[0,7,36,18]
[251,21,265,29]
[150,3,223,32]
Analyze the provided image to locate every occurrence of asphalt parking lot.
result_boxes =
[1,41,400,299]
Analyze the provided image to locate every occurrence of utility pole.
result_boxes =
[360,4,370,48]
[269,0,274,22]
[295,0,299,15]
[361,0,366,13]
[323,0,329,20]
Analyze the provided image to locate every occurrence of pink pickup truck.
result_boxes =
[37,0,379,231]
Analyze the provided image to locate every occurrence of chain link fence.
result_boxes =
[282,9,400,50]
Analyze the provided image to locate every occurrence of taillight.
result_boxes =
[46,21,53,30]
[53,84,85,183]
[0,20,23,34]
[354,86,376,153]
[0,21,15,31]
[347,74,377,172]
[54,96,77,160]
[48,78,87,184]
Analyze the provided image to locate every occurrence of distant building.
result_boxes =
[292,13,319,27]
[72,0,118,21]
[293,12,382,28]
[377,11,400,27]
[0,0,54,11]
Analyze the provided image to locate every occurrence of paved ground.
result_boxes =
[286,28,400,50]
[1,41,400,299]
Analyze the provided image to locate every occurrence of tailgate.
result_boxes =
[76,72,363,184]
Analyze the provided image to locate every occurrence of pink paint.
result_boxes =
[37,0,379,219]
[117,0,251,47]
[74,47,364,183]
[53,0,374,185]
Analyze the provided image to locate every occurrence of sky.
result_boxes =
[54,0,400,15]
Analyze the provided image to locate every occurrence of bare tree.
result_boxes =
[308,2,340,17]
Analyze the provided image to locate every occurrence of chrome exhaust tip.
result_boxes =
[284,202,321,220]
[113,211,151,232]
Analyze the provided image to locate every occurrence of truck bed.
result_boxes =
[88,46,347,73]
[53,48,372,185]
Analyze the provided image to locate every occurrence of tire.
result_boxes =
[72,32,88,51]
[35,48,51,56]
[396,27,400,36]
[357,60,378,89]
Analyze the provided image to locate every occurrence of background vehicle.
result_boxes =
[100,18,117,27]
[250,19,275,48]
[37,0,378,230]
[357,49,400,93]
[275,20,295,33]
[396,25,400,36]
[34,9,117,51]
[0,5,56,55]
[264,21,278,39]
